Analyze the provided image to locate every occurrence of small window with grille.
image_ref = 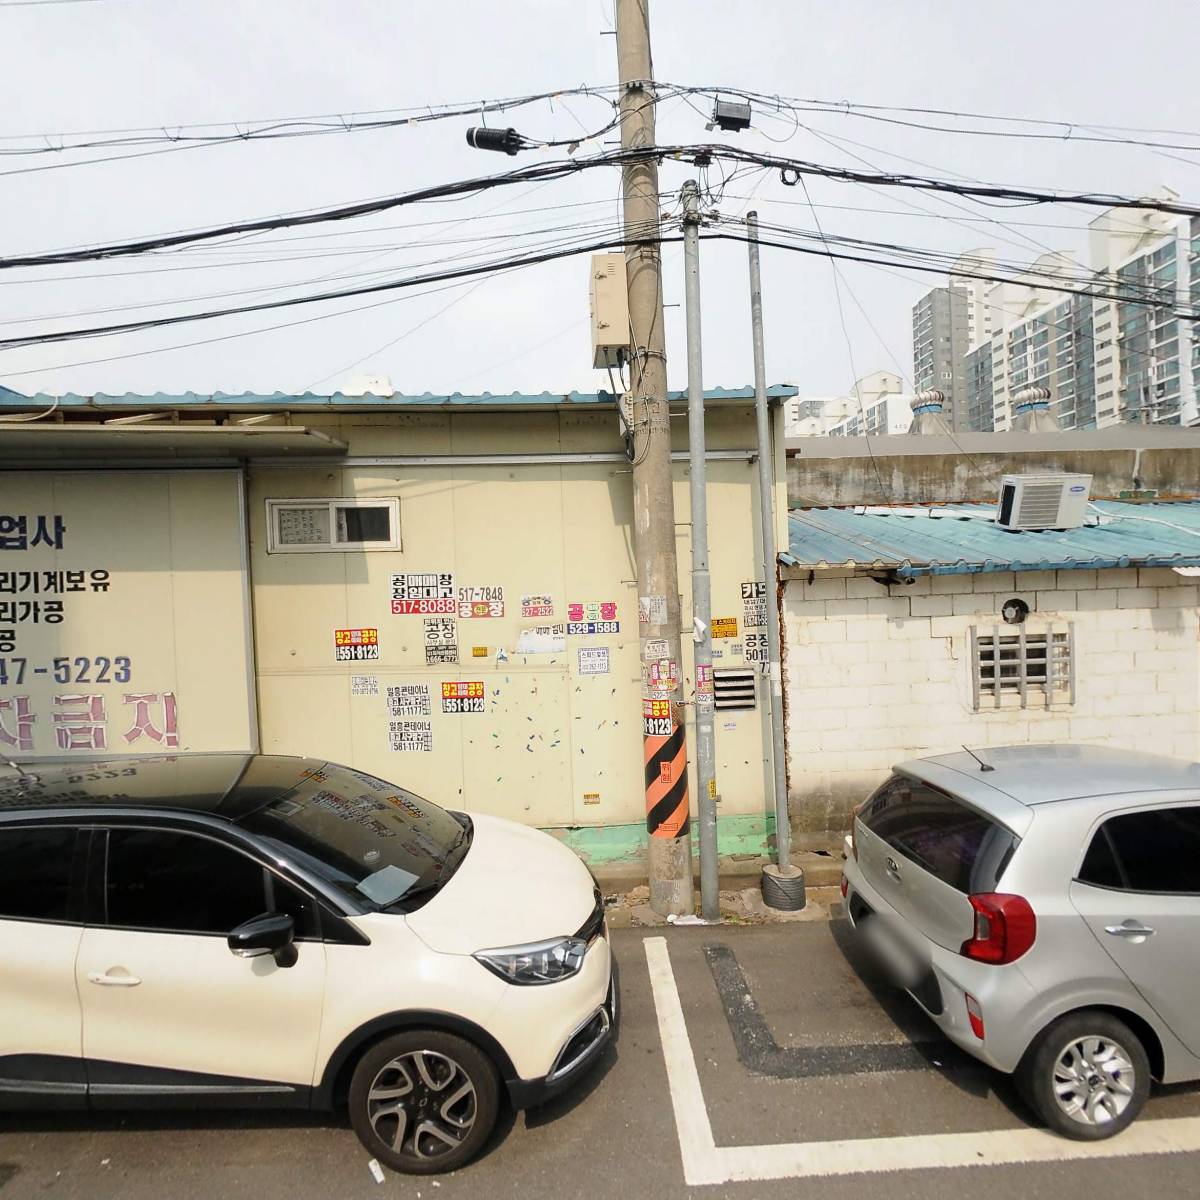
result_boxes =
[970,624,1075,710]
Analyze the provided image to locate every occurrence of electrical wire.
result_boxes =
[712,216,1192,315]
[0,85,631,179]
[0,222,670,349]
[299,273,498,392]
[789,176,892,506]
[0,211,640,327]
[5,142,1197,275]
[4,206,1196,356]
[662,84,1200,153]
[846,247,1188,402]
[0,272,519,381]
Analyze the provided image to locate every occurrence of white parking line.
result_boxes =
[643,936,1200,1187]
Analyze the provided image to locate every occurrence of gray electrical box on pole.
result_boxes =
[615,0,693,916]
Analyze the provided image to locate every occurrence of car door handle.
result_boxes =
[1104,923,1156,939]
[87,970,141,987]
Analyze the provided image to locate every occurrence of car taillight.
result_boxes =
[840,874,848,899]
[850,802,864,860]
[960,893,1036,965]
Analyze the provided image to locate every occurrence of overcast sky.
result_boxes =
[0,0,1195,400]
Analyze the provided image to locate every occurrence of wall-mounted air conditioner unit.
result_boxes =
[996,473,1092,531]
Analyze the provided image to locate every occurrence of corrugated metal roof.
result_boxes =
[0,385,797,410]
[782,501,1200,576]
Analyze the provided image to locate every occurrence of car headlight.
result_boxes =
[473,937,587,985]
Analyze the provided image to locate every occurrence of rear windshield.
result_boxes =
[237,764,471,911]
[859,773,1019,893]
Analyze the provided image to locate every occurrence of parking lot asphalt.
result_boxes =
[3,921,1199,1200]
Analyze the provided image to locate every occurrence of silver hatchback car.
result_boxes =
[842,744,1200,1140]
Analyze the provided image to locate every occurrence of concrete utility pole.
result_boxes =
[747,212,805,911]
[682,181,718,922]
[615,0,693,916]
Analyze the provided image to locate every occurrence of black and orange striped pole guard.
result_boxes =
[643,698,690,839]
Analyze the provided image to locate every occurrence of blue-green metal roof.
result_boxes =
[0,385,796,410]
[782,501,1200,577]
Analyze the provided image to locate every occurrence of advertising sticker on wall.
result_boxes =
[458,585,504,618]
[423,617,458,665]
[741,582,768,629]
[711,616,739,639]
[334,628,379,662]
[644,657,680,699]
[642,697,672,736]
[351,675,379,696]
[640,638,669,661]
[744,632,770,664]
[520,594,555,618]
[388,720,433,752]
[569,601,617,623]
[441,680,485,714]
[577,646,609,675]
[515,624,566,653]
[391,573,455,615]
[386,683,431,717]
[639,594,668,626]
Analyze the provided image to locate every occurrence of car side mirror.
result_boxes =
[228,912,297,969]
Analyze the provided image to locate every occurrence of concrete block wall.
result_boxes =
[782,568,1200,834]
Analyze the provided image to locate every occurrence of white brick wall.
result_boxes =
[782,569,1200,832]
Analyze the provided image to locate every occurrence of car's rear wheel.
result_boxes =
[1016,1010,1150,1140]
[348,1029,500,1174]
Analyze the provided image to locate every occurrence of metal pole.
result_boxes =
[615,0,693,917]
[747,212,801,908]
[682,181,718,922]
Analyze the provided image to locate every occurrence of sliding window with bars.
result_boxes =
[970,623,1076,711]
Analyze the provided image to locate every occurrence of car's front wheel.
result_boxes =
[348,1029,500,1174]
[1016,1010,1150,1140]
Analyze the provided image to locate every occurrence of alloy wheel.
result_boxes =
[366,1050,478,1160]
[1050,1035,1136,1127]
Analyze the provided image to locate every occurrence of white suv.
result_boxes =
[0,754,615,1175]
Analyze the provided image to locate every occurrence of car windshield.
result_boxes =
[237,763,471,911]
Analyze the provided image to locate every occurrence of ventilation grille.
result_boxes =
[1015,481,1070,527]
[713,667,757,711]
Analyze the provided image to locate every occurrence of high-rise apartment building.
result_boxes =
[964,341,993,433]
[915,194,1198,431]
[783,372,906,438]
[950,249,996,352]
[784,395,854,438]
[825,371,907,436]
[912,287,971,430]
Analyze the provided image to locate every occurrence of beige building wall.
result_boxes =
[783,567,1200,833]
[247,405,786,855]
[0,470,255,758]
